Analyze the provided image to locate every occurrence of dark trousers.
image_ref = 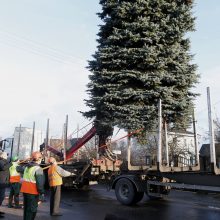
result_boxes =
[0,188,6,206]
[50,185,61,215]
[23,193,39,220]
[9,182,21,206]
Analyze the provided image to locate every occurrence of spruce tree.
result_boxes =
[83,0,198,145]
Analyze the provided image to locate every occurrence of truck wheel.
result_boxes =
[115,178,137,205]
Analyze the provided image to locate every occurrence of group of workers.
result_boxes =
[0,150,75,219]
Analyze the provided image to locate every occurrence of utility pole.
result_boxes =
[17,124,22,157]
[164,120,169,166]
[157,99,162,170]
[207,87,216,172]
[45,119,50,159]
[192,110,199,166]
[127,130,131,170]
[63,115,68,164]
[77,123,79,161]
[45,119,49,148]
[31,121,35,154]
[10,138,14,161]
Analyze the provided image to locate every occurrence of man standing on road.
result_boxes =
[19,151,45,220]
[48,157,75,216]
[0,152,10,219]
[8,156,21,209]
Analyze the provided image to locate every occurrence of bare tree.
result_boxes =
[214,117,220,143]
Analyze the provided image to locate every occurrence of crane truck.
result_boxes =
[45,94,220,206]
[45,109,220,206]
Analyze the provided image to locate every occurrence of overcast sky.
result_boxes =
[0,1,219,142]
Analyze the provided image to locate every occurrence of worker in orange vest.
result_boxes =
[48,157,75,216]
[19,151,45,220]
[8,156,21,208]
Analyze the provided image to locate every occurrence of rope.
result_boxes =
[42,158,74,170]
[18,157,31,164]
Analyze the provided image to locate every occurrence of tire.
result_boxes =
[115,178,137,206]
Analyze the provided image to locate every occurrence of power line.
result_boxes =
[196,99,220,116]
[0,28,86,65]
[0,28,84,61]
[0,39,76,65]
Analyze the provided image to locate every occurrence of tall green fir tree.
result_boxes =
[83,0,199,146]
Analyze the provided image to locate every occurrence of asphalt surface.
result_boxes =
[1,184,220,220]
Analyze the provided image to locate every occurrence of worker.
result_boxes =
[48,157,75,216]
[19,151,45,220]
[8,155,22,208]
[0,151,10,219]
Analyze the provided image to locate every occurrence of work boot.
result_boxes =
[14,199,21,209]
[14,195,20,207]
[8,196,13,207]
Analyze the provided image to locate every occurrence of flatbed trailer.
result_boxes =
[110,99,220,205]
[111,170,220,205]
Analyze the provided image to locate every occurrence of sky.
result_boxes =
[0,0,219,143]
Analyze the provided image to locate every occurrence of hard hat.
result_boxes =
[48,157,56,164]
[31,151,42,161]
[11,155,18,162]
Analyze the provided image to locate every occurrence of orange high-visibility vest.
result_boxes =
[20,166,40,195]
[48,165,62,187]
[9,162,21,183]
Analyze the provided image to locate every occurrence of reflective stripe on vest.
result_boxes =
[20,166,40,195]
[48,165,62,187]
[9,162,21,183]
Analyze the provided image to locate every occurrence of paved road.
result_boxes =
[1,184,220,220]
